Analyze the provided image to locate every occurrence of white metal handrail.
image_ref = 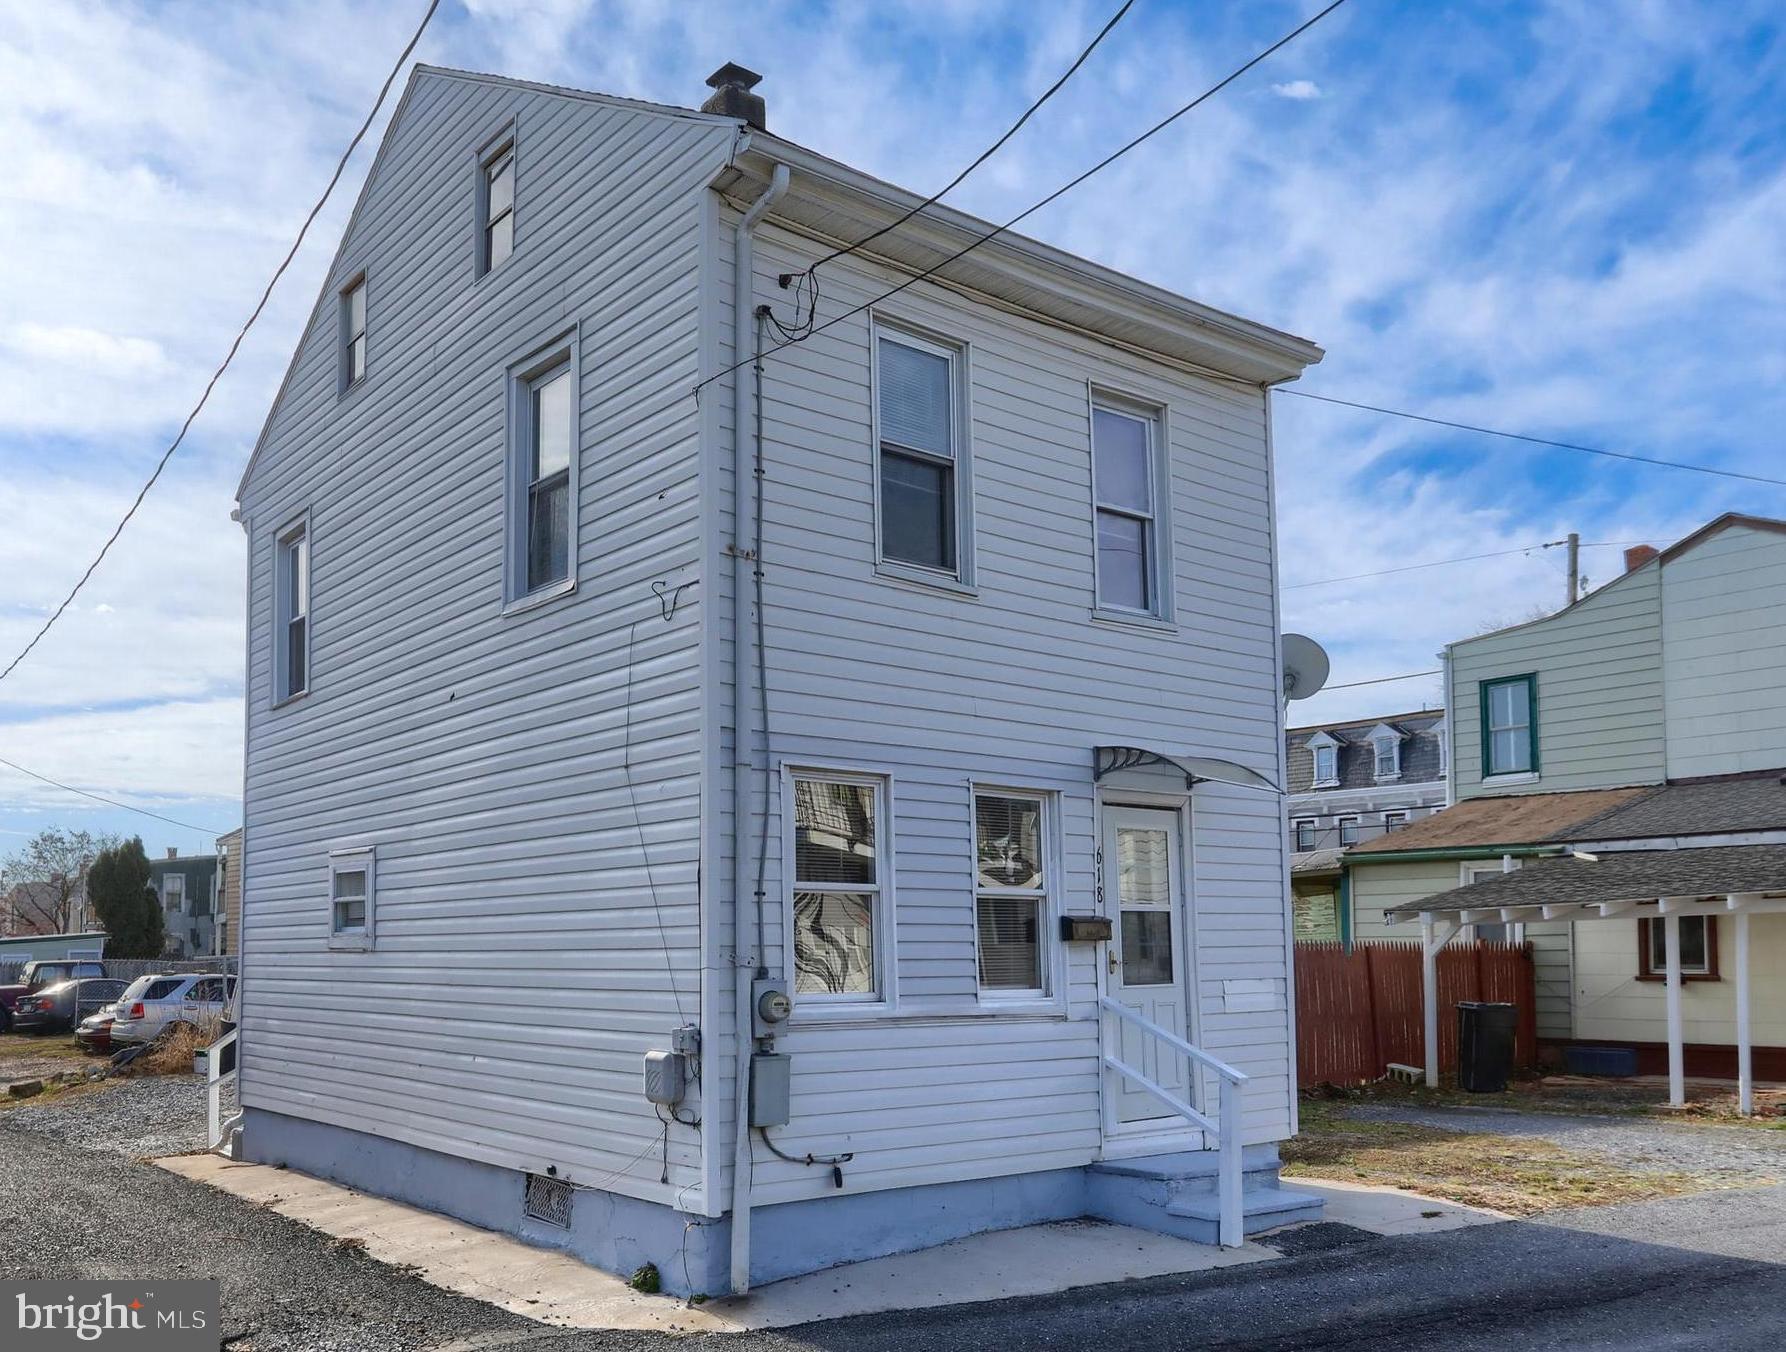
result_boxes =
[1099,996,1248,1248]
[207,1026,239,1152]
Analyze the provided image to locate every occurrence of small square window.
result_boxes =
[1337,817,1360,846]
[1293,819,1317,851]
[329,849,375,949]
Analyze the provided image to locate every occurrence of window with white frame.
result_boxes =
[789,772,886,1001]
[874,326,964,577]
[1382,810,1408,833]
[1640,915,1715,978]
[1294,818,1317,851]
[1337,816,1360,846]
[507,343,576,599]
[162,873,185,915]
[340,275,367,389]
[1308,732,1339,787]
[974,791,1049,995]
[1371,730,1401,780]
[480,139,515,274]
[274,518,309,702]
[1091,401,1164,614]
[1463,861,1519,942]
[329,849,375,947]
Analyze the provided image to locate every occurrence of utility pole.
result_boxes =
[1565,532,1580,606]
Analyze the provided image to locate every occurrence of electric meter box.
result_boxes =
[749,1052,791,1127]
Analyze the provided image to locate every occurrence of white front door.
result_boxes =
[1103,805,1193,1127]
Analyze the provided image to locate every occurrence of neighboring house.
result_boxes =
[1,876,93,938]
[1345,515,1786,1075]
[231,63,1325,1296]
[0,932,107,965]
[149,849,220,958]
[1286,710,1447,942]
[216,828,243,957]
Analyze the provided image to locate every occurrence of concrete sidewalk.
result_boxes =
[157,1154,1499,1334]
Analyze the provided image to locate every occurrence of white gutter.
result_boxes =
[729,160,788,1298]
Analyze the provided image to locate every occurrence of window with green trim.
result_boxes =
[1482,674,1537,776]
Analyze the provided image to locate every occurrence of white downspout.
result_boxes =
[729,161,788,1298]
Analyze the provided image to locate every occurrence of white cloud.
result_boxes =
[1271,79,1322,100]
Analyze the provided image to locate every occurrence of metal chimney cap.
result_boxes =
[705,62,762,91]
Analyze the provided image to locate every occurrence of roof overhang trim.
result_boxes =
[1095,746,1280,795]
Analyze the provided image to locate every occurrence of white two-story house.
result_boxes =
[231,62,1324,1297]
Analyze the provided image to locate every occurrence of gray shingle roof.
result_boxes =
[1386,843,1786,916]
[1554,776,1786,841]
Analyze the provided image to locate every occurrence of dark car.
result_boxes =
[11,978,128,1035]
[0,959,106,1032]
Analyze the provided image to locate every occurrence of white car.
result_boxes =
[109,973,236,1047]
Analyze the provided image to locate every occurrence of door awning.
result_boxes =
[1094,746,1281,794]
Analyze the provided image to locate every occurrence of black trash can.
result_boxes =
[1456,1002,1517,1092]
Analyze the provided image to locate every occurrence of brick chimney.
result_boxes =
[702,63,766,130]
[1624,545,1659,573]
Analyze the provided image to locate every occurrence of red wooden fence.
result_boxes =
[1295,941,1537,1087]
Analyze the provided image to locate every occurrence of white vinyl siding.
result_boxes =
[238,73,733,1210]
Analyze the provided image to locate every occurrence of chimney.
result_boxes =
[166,847,178,860]
[1624,545,1659,573]
[702,62,766,130]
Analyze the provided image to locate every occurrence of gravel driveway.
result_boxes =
[4,1074,213,1158]
[1340,1102,1786,1178]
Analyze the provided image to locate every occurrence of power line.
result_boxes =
[1322,670,1442,691]
[1280,389,1786,488]
[698,0,1351,396]
[1285,541,1569,590]
[0,0,440,691]
[0,756,228,836]
[796,0,1135,281]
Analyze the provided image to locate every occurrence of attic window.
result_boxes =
[1370,727,1402,781]
[340,275,367,390]
[1307,732,1339,787]
[480,138,516,275]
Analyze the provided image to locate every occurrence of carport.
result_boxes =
[1389,843,1786,1115]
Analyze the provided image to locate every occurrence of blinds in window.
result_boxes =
[877,336,951,457]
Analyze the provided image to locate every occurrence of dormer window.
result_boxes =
[1367,723,1403,782]
[1307,731,1339,787]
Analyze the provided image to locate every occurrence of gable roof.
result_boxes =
[1389,843,1786,916]
[1346,786,1649,854]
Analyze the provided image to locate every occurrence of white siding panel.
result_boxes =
[238,73,735,1207]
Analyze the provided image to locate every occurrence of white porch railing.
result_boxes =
[206,1026,239,1152]
[1098,995,1249,1248]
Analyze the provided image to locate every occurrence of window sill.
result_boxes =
[1090,607,1176,634]
[502,577,577,617]
[1483,771,1540,787]
[1635,972,1720,983]
[1311,779,1340,790]
[873,563,977,599]
[328,934,373,953]
[790,1000,895,1026]
[792,1006,1069,1029]
[271,689,310,713]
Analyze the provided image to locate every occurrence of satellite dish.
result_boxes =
[1281,633,1331,703]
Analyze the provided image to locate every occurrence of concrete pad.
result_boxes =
[156,1154,1277,1334]
[1288,1176,1509,1236]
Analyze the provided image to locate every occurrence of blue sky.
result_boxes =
[1,0,1783,855]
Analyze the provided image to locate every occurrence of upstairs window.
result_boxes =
[1308,732,1339,787]
[1370,727,1402,781]
[1482,674,1538,776]
[789,771,886,1002]
[1092,402,1163,615]
[875,326,965,578]
[329,848,375,950]
[1293,819,1317,851]
[505,336,578,604]
[480,139,515,274]
[162,873,185,914]
[974,792,1049,996]
[340,275,367,389]
[1337,816,1360,846]
[1382,810,1408,833]
[274,518,309,703]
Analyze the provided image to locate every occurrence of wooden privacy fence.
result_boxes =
[1295,941,1537,1087]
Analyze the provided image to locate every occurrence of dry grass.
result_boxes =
[0,1034,89,1066]
[1282,1099,1747,1215]
[119,1022,211,1078]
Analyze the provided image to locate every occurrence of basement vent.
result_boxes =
[524,1173,574,1229]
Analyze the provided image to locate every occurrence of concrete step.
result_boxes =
[1084,1146,1324,1245]
[1168,1185,1327,1234]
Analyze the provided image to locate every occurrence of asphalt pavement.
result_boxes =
[4,1082,1785,1350]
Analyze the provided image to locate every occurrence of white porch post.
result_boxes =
[1735,905,1753,1117]
[1664,911,1684,1108]
[1421,914,1439,1087]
